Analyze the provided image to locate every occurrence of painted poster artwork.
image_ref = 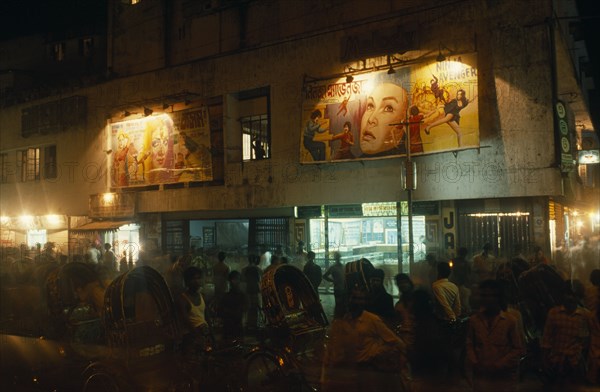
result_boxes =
[300,53,479,163]
[110,108,213,188]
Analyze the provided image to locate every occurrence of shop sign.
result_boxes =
[412,201,439,216]
[328,204,363,217]
[555,101,574,173]
[442,207,456,256]
[296,206,322,218]
[578,150,600,164]
[362,202,397,217]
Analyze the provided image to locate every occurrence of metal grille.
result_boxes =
[458,214,530,258]
[241,114,270,161]
[164,220,187,256]
[249,217,289,253]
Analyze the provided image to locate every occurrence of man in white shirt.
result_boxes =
[86,241,101,264]
[432,261,461,322]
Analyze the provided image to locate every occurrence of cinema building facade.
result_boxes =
[1,0,598,273]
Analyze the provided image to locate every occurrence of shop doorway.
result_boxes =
[458,213,530,259]
[248,217,290,255]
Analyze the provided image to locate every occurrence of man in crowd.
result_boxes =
[466,279,524,391]
[213,251,231,301]
[541,286,592,389]
[323,251,346,318]
[472,243,495,284]
[303,251,322,296]
[432,262,461,322]
[241,254,262,333]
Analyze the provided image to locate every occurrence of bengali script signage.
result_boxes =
[555,100,574,172]
[300,54,479,163]
[110,109,213,188]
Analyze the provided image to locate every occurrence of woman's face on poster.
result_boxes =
[118,133,129,149]
[360,82,408,155]
[151,122,170,167]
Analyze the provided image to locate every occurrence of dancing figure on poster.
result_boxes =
[303,109,328,161]
[337,92,352,117]
[331,121,355,160]
[424,89,473,147]
[430,74,446,104]
[407,106,425,154]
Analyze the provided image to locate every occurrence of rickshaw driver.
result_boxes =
[178,266,211,359]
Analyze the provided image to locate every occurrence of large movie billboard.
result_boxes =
[110,108,213,188]
[300,54,478,162]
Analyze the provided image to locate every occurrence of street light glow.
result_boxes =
[19,215,34,225]
[45,214,61,226]
[102,192,116,205]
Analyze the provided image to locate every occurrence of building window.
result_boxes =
[19,148,40,182]
[53,42,65,62]
[44,145,57,179]
[239,88,270,161]
[79,38,93,57]
[0,153,8,183]
[241,114,269,161]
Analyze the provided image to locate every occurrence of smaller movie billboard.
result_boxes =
[110,108,213,188]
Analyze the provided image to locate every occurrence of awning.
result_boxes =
[71,220,134,232]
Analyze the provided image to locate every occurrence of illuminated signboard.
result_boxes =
[578,150,600,164]
[110,108,213,188]
[300,54,479,163]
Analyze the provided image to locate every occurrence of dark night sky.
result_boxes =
[0,0,106,41]
[0,0,599,130]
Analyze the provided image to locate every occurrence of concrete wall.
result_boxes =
[1,0,567,220]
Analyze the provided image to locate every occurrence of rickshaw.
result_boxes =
[344,257,377,293]
[85,265,196,391]
[244,264,329,392]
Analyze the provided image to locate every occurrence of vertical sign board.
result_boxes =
[555,101,574,173]
[442,207,456,258]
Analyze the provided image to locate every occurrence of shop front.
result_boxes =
[296,202,439,279]
[67,192,140,263]
[0,214,69,262]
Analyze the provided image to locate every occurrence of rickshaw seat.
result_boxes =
[125,319,168,359]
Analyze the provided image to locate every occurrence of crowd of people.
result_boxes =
[151,239,599,391]
[1,237,599,391]
[319,241,600,392]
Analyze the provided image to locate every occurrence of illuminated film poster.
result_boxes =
[300,53,479,163]
[110,108,213,188]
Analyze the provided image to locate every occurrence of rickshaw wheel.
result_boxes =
[244,351,287,392]
[82,372,122,392]
[82,363,129,392]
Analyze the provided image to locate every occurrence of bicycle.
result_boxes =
[186,341,247,392]
[243,336,320,392]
